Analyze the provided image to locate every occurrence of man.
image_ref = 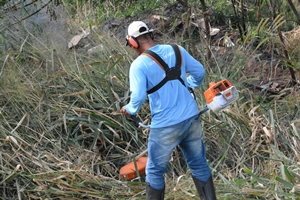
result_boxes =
[120,21,217,200]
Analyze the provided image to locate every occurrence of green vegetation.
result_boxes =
[0,0,299,199]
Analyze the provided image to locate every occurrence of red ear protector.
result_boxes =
[126,32,154,49]
[126,36,139,49]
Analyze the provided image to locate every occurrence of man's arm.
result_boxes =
[122,62,147,116]
[180,46,205,88]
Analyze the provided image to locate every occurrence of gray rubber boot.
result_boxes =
[192,176,217,200]
[146,183,165,200]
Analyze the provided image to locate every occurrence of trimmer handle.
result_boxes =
[130,106,209,129]
[130,115,150,128]
[198,106,209,116]
[131,115,141,126]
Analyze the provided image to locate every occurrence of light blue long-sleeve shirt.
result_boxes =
[126,44,205,128]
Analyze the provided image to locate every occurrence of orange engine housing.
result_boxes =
[204,79,233,104]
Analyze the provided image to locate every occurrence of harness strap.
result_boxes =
[143,50,169,71]
[170,43,182,69]
[142,44,185,94]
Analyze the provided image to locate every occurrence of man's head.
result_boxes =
[126,21,154,50]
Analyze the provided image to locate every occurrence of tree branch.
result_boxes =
[286,0,300,25]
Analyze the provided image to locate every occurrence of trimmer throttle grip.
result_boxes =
[131,115,141,126]
[130,115,150,128]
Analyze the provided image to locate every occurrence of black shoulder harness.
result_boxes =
[142,44,186,94]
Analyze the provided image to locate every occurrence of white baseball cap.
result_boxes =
[127,21,153,38]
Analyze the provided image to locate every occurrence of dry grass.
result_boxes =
[282,26,300,59]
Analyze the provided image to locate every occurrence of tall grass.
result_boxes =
[1,0,300,199]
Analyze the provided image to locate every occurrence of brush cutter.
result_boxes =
[119,79,238,181]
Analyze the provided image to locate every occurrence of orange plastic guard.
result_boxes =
[204,79,233,104]
[120,157,148,181]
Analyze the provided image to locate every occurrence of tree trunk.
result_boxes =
[199,0,212,60]
[269,0,298,86]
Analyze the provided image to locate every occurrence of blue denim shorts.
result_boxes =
[145,114,211,190]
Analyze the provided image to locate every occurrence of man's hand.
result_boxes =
[120,106,131,118]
